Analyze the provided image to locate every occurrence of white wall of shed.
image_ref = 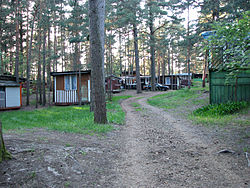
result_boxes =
[6,87,20,107]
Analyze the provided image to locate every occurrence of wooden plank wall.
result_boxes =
[209,71,250,104]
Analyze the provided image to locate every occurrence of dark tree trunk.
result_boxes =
[37,20,42,105]
[15,0,20,83]
[19,14,24,78]
[167,48,170,75]
[133,23,141,94]
[26,8,38,106]
[171,48,174,90]
[202,50,208,88]
[89,0,107,124]
[149,6,156,91]
[0,121,11,163]
[119,30,123,77]
[47,24,51,106]
[42,28,46,106]
[187,0,191,89]
[162,53,166,84]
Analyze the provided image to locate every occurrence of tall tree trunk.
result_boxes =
[157,50,161,83]
[19,14,24,78]
[149,5,156,91]
[202,49,208,88]
[42,28,46,106]
[127,34,130,77]
[89,0,107,124]
[162,53,166,84]
[167,48,170,75]
[15,0,20,83]
[78,65,82,106]
[171,47,174,89]
[37,18,42,105]
[0,121,11,163]
[26,7,38,106]
[133,23,141,94]
[47,23,51,106]
[53,0,57,72]
[119,30,123,77]
[187,0,191,89]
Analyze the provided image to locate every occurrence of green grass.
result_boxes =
[130,102,143,111]
[190,102,250,126]
[147,80,250,127]
[147,81,209,110]
[0,95,131,134]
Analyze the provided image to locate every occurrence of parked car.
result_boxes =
[144,83,169,91]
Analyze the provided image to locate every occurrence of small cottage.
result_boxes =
[0,75,25,110]
[105,75,122,93]
[163,75,180,90]
[51,70,91,105]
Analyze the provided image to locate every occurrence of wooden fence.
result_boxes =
[209,71,250,104]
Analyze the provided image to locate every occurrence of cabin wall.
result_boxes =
[6,87,21,107]
[209,70,250,104]
[0,86,21,110]
[78,74,90,101]
[54,73,91,104]
[56,75,64,90]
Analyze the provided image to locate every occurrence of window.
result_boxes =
[65,75,77,90]
[166,77,170,85]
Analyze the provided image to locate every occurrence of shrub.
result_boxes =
[193,101,248,117]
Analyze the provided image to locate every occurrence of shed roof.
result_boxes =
[51,70,91,76]
[0,80,20,87]
[0,75,26,82]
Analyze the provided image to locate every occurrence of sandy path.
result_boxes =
[112,91,250,188]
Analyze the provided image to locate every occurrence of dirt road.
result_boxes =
[112,91,250,187]
[0,91,249,187]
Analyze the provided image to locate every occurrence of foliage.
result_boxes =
[193,101,249,116]
[0,96,131,135]
[207,11,250,78]
[190,102,250,126]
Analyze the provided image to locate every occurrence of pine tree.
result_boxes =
[89,0,107,124]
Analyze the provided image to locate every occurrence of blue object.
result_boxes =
[201,31,216,39]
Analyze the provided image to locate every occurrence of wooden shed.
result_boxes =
[51,70,91,105]
[163,75,180,90]
[105,75,122,93]
[0,75,24,110]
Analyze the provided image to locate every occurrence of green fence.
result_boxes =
[209,71,250,104]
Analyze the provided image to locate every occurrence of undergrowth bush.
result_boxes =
[193,101,248,117]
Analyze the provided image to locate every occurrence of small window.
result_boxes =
[65,75,77,90]
[166,77,170,85]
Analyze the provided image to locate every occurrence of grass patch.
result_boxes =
[0,95,131,134]
[130,102,141,108]
[106,95,132,124]
[147,81,209,110]
[193,101,248,116]
[130,102,143,111]
[190,102,250,126]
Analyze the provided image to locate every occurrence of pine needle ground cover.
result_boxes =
[0,96,131,134]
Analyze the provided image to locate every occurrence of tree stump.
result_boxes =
[0,121,11,162]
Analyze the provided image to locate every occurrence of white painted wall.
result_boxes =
[6,87,20,107]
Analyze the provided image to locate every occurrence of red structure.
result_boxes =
[105,75,122,93]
